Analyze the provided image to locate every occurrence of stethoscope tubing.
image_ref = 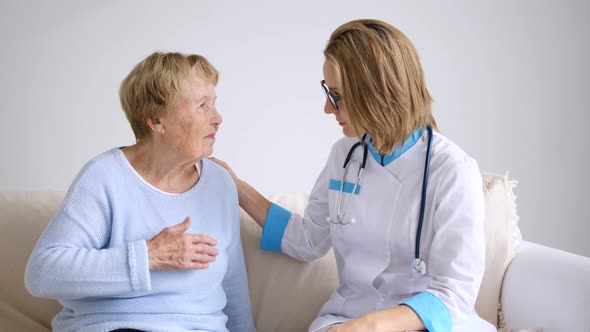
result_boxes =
[331,127,434,277]
[330,134,368,224]
[415,126,433,259]
[343,133,369,169]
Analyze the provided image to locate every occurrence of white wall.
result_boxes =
[1,0,588,257]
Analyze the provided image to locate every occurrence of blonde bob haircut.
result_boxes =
[120,52,219,142]
[324,19,437,154]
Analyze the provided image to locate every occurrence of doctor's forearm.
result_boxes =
[362,305,425,332]
[236,179,271,228]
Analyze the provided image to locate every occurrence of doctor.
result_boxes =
[212,19,495,332]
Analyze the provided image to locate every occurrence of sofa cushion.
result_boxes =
[240,192,338,332]
[0,191,64,331]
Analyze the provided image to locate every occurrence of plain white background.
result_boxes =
[1,1,588,257]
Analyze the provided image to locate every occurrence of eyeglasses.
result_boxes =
[321,80,342,111]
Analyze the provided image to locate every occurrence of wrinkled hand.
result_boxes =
[209,156,239,184]
[147,217,219,270]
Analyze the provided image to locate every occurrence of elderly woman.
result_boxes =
[25,52,256,332]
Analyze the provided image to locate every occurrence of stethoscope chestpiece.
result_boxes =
[325,216,357,224]
[411,258,426,279]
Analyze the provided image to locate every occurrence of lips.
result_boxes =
[338,122,346,126]
[205,133,216,139]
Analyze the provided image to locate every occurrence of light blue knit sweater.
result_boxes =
[25,148,256,332]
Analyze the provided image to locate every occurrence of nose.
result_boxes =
[324,98,336,115]
[212,108,222,127]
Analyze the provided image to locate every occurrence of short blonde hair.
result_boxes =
[324,19,437,154]
[119,52,219,141]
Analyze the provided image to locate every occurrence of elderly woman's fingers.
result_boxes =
[188,234,217,247]
[169,216,191,232]
[147,217,219,270]
[189,262,210,269]
[191,243,219,256]
[192,253,217,263]
[175,252,215,270]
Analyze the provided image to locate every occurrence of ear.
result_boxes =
[146,117,165,135]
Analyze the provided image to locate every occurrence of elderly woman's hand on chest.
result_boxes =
[147,216,219,270]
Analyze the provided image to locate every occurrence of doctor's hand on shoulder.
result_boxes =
[209,156,272,228]
[209,157,239,183]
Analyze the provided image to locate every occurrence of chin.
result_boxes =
[343,128,356,137]
[191,148,212,161]
[202,147,213,158]
[197,142,214,157]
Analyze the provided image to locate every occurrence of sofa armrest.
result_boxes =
[500,241,590,331]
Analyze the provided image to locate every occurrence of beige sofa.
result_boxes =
[1,174,589,332]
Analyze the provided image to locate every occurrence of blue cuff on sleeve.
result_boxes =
[401,291,452,332]
[260,203,291,252]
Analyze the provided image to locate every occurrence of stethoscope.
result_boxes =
[326,126,434,279]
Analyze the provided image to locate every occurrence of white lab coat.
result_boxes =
[279,131,495,332]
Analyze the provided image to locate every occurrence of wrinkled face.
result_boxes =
[322,60,357,137]
[159,76,222,161]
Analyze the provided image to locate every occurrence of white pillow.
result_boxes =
[476,173,521,327]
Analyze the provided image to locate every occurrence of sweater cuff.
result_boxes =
[127,240,151,292]
[401,291,452,332]
[260,203,291,252]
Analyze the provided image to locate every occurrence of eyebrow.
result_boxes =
[195,95,216,104]
[327,84,340,92]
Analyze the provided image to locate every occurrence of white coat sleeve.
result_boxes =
[260,148,334,262]
[403,157,486,331]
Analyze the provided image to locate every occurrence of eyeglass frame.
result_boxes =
[321,80,342,111]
